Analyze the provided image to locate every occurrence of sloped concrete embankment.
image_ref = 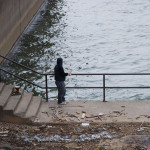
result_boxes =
[0,0,45,62]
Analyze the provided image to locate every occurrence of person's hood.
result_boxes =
[57,58,63,66]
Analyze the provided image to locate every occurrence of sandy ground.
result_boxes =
[1,121,150,150]
[1,100,150,149]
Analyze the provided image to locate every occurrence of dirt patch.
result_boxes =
[0,122,150,149]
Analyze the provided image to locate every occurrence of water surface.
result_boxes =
[2,0,150,100]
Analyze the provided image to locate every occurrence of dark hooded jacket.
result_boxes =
[54,58,68,81]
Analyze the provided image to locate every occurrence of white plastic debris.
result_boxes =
[81,123,89,127]
[81,113,86,119]
[47,125,52,128]
[99,113,104,116]
[34,118,40,122]
[0,134,8,137]
[137,127,148,132]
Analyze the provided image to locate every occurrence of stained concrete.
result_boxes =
[36,100,150,123]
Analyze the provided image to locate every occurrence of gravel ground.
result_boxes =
[0,121,150,150]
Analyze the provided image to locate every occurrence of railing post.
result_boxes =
[103,74,106,102]
[0,68,1,82]
[45,74,48,102]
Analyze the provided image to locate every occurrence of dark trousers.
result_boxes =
[55,81,66,104]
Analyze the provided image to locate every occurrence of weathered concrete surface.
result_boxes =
[37,100,150,123]
[0,83,42,123]
[0,0,45,62]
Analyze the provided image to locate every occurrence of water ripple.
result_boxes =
[3,0,150,100]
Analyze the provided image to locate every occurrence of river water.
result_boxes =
[2,0,150,100]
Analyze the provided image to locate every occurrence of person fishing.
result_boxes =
[54,58,71,105]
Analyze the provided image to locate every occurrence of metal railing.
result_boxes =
[69,73,150,101]
[0,54,49,101]
[1,54,150,102]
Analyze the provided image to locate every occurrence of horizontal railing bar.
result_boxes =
[47,86,150,89]
[106,87,150,88]
[46,73,150,76]
[1,67,150,89]
[0,68,43,89]
[72,73,150,75]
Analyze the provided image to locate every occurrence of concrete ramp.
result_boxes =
[37,99,150,123]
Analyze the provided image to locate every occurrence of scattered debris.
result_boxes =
[76,112,80,114]
[86,115,97,118]
[81,113,86,119]
[1,122,150,149]
[81,123,89,127]
[58,110,63,114]
[113,111,121,114]
[99,113,104,116]
[66,114,78,118]
[121,106,125,108]
[42,111,49,117]
[0,131,9,134]
[137,127,149,132]
[112,110,126,116]
[47,126,52,128]
[136,117,140,120]
[11,86,21,96]
[34,118,40,123]
[98,116,102,121]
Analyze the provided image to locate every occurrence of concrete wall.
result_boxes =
[0,0,45,62]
